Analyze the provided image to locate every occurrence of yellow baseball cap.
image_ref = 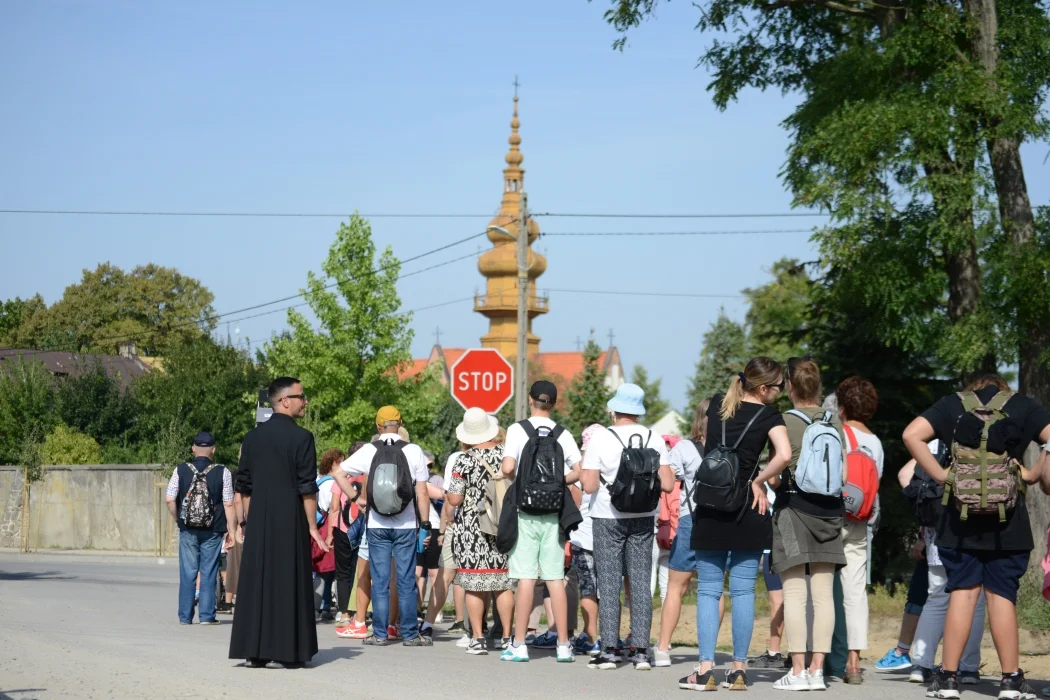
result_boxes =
[376,405,401,426]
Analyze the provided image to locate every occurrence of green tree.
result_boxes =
[683,310,747,415]
[630,364,670,420]
[0,294,53,348]
[135,338,267,466]
[56,361,138,448]
[743,259,813,360]
[264,215,416,447]
[41,424,102,465]
[564,336,612,435]
[0,359,58,464]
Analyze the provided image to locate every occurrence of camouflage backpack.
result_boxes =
[180,463,218,528]
[942,391,1020,522]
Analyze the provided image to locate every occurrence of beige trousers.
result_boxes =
[840,519,869,650]
[781,563,836,654]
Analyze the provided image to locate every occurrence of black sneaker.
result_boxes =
[466,638,488,656]
[679,668,719,691]
[362,634,391,647]
[928,671,960,699]
[448,621,465,633]
[420,623,434,641]
[998,671,1037,700]
[722,669,749,690]
[747,651,787,669]
[588,649,621,670]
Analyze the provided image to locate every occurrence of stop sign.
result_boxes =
[450,348,514,414]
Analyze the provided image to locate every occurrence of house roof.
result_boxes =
[0,348,151,390]
[534,351,608,382]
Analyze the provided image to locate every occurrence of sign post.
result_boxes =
[450,348,515,415]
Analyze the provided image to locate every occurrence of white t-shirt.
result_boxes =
[569,483,598,551]
[342,436,429,530]
[440,451,463,523]
[846,425,885,477]
[922,439,942,567]
[582,424,671,519]
[317,477,336,512]
[503,417,582,475]
[668,439,703,512]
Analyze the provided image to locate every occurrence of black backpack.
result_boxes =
[366,439,415,517]
[604,428,662,514]
[693,407,766,514]
[516,420,566,514]
[903,441,949,527]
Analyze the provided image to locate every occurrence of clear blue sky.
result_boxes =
[2,1,1047,410]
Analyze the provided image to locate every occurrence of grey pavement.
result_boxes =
[0,553,1010,700]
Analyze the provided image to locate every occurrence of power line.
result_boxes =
[548,288,744,299]
[534,212,827,219]
[542,228,812,237]
[0,208,828,220]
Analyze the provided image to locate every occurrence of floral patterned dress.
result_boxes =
[447,445,510,592]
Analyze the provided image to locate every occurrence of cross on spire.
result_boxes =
[513,75,520,99]
[607,329,616,348]
[434,327,443,346]
[575,336,583,352]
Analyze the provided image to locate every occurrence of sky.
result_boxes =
[2,1,1048,410]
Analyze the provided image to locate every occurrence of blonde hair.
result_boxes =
[691,398,711,442]
[493,427,507,445]
[720,357,783,421]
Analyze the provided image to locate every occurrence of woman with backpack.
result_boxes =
[755,358,846,691]
[445,407,514,656]
[653,399,708,668]
[680,358,791,692]
[313,449,342,622]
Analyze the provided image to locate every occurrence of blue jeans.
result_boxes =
[368,527,419,640]
[179,529,224,623]
[696,549,763,662]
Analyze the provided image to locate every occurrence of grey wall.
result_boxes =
[0,465,169,552]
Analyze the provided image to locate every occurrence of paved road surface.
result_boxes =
[0,553,1013,700]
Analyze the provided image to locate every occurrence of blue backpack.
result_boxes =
[316,475,334,525]
[785,410,843,497]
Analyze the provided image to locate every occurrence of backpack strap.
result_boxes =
[549,424,565,441]
[958,391,982,413]
[731,406,767,451]
[520,420,539,439]
[785,409,813,426]
[986,391,1012,413]
[843,424,859,452]
[607,427,626,448]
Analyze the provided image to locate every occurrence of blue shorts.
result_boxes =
[905,558,929,615]
[668,513,696,573]
[939,547,1029,604]
[762,553,783,592]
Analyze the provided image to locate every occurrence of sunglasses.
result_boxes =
[283,393,307,402]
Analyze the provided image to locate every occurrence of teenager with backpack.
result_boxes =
[500,381,582,664]
[313,448,342,622]
[680,357,791,692]
[340,405,432,647]
[653,399,708,667]
[446,408,514,656]
[747,359,845,691]
[903,374,1050,700]
[581,383,674,671]
[165,431,237,626]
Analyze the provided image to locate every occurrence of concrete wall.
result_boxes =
[0,464,166,552]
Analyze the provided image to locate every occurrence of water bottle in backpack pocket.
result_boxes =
[785,409,843,497]
[603,428,662,514]
[692,407,766,514]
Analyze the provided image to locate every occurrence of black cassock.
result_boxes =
[229,413,319,664]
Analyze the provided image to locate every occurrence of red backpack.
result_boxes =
[842,425,879,521]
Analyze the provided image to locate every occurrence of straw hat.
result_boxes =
[455,407,499,446]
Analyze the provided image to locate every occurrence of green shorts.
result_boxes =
[509,511,563,581]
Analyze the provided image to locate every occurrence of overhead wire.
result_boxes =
[0,208,829,219]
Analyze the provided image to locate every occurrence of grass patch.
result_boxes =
[1018,568,1050,632]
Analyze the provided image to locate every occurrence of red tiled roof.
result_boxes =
[442,348,467,369]
[396,358,431,381]
[534,351,607,382]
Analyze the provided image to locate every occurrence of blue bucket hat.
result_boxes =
[607,383,646,416]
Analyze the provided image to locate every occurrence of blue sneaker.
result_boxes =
[875,647,913,671]
[572,634,600,656]
[530,630,558,649]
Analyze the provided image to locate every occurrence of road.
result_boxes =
[0,553,1013,700]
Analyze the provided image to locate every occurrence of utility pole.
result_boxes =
[515,192,529,421]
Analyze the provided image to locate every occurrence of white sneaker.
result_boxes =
[653,648,672,667]
[434,612,444,625]
[455,633,471,648]
[500,643,529,662]
[556,644,575,663]
[774,669,812,691]
[808,669,827,691]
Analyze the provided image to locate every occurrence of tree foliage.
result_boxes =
[0,359,58,465]
[630,364,670,421]
[683,310,748,415]
[41,424,102,465]
[564,336,612,435]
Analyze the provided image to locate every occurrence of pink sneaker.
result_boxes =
[336,620,369,639]
[387,625,401,640]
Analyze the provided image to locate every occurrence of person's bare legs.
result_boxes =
[425,567,454,626]
[354,558,371,626]
[896,611,920,650]
[466,592,487,642]
[768,588,784,655]
[546,579,570,644]
[453,582,466,624]
[986,590,1021,674]
[581,595,598,641]
[658,569,693,651]
[940,585,981,671]
[496,589,515,639]
[514,579,537,644]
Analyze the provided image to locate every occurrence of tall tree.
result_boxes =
[56,361,138,447]
[564,337,612,435]
[683,310,747,414]
[630,364,670,420]
[743,258,813,360]
[264,215,418,447]
[0,359,58,464]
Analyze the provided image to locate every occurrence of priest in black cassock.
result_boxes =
[229,376,330,668]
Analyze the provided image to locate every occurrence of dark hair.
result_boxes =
[691,398,711,442]
[836,376,878,422]
[721,357,783,420]
[534,398,555,411]
[964,374,1010,393]
[788,359,822,403]
[347,440,367,456]
[268,376,301,403]
[319,448,345,476]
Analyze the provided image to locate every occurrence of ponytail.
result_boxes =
[720,374,746,421]
[720,357,784,421]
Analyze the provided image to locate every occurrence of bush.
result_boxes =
[41,424,102,465]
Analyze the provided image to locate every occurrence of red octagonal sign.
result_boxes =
[450,348,514,414]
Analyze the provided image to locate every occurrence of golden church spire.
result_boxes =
[474,85,548,360]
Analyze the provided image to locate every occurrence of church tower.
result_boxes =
[474,89,548,360]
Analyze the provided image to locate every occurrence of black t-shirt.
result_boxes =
[923,386,1050,552]
[691,395,786,552]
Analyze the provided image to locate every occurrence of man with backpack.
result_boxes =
[165,431,236,625]
[341,405,432,647]
[499,380,582,664]
[903,374,1050,700]
[580,383,674,671]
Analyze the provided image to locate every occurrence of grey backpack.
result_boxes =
[366,440,415,517]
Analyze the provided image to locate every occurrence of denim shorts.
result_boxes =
[668,513,696,573]
[358,529,369,562]
[940,547,1029,604]
[762,553,783,592]
[570,544,598,598]
[905,557,929,615]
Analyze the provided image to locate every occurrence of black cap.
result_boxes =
[529,380,558,405]
[193,431,216,447]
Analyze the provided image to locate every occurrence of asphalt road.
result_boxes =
[0,553,1015,700]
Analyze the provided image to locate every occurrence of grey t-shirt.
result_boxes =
[669,438,703,512]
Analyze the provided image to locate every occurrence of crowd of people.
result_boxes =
[167,362,1050,699]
